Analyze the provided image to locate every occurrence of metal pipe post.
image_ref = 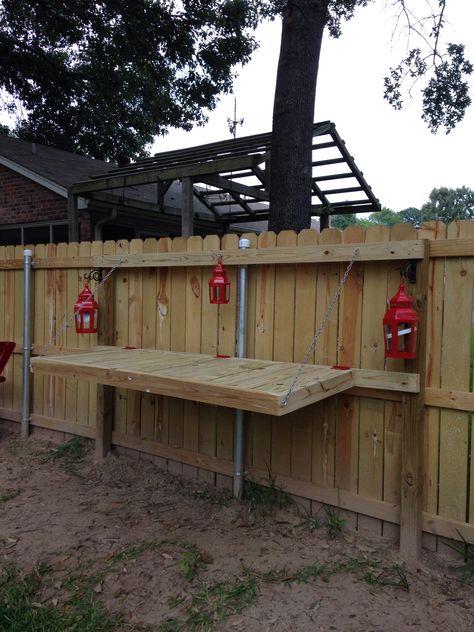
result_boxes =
[233,237,250,498]
[21,249,33,439]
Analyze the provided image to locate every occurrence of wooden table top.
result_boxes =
[30,347,355,416]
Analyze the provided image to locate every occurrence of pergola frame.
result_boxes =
[68,121,381,240]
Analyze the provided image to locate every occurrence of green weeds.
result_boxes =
[44,436,90,475]
[111,540,203,581]
[191,489,233,509]
[160,571,259,632]
[0,563,125,631]
[0,489,22,504]
[243,472,294,512]
[323,505,347,539]
[444,534,474,584]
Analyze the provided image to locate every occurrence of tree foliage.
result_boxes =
[0,0,260,161]
[400,186,474,224]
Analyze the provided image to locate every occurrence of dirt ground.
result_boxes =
[1,426,473,632]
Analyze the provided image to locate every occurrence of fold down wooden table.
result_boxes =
[30,347,418,416]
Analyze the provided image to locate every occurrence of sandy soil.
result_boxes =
[0,426,473,631]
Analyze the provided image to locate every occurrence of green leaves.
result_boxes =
[0,0,262,161]
[422,43,473,133]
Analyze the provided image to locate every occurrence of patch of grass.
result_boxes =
[0,488,22,504]
[296,511,322,532]
[323,505,346,539]
[363,563,410,591]
[243,471,294,512]
[0,563,127,631]
[177,545,203,582]
[444,534,474,585]
[110,540,203,582]
[191,489,233,508]
[44,436,90,475]
[184,572,259,631]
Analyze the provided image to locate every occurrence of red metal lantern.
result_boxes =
[383,280,419,359]
[74,280,99,334]
[209,258,230,304]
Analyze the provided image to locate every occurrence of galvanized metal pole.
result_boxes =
[21,249,33,439]
[233,237,250,498]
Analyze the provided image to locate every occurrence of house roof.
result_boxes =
[0,135,214,220]
[0,134,114,195]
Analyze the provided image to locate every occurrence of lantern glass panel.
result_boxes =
[397,322,412,352]
[384,324,393,353]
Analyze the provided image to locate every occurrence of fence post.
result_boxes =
[399,239,430,562]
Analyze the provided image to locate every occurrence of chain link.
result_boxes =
[280,248,360,408]
[39,266,118,356]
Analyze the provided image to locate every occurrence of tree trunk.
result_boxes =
[269,0,329,233]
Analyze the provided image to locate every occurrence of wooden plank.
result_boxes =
[43,243,57,419]
[429,237,474,258]
[358,224,390,535]
[53,243,68,420]
[335,226,364,503]
[168,236,188,474]
[94,240,116,460]
[399,236,430,561]
[272,231,297,477]
[351,369,419,392]
[424,388,474,412]
[1,238,430,270]
[291,229,318,504]
[199,234,220,485]
[439,221,473,529]
[182,236,203,479]
[30,351,355,415]
[64,242,79,423]
[215,234,239,487]
[126,239,144,438]
[418,222,446,532]
[140,238,159,441]
[89,240,425,269]
[312,228,341,489]
[113,240,130,434]
[251,232,276,471]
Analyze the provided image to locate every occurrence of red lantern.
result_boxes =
[383,280,419,359]
[74,280,99,334]
[209,258,230,305]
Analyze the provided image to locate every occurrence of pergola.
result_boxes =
[68,121,381,240]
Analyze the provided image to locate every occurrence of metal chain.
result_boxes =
[39,265,118,356]
[280,247,360,408]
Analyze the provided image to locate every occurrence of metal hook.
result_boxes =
[84,268,103,283]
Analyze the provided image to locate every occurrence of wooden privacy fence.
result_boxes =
[0,221,473,557]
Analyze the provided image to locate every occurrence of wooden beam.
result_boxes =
[199,174,270,201]
[352,368,419,393]
[70,155,260,194]
[399,240,430,562]
[2,240,426,270]
[425,387,474,413]
[181,177,194,237]
[429,237,474,258]
[90,240,426,269]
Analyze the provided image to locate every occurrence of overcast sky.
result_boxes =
[153,1,474,213]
